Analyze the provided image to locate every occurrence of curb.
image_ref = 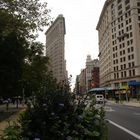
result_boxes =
[0,108,26,138]
[107,100,140,107]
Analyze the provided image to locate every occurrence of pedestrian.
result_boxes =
[115,95,119,103]
[5,99,9,110]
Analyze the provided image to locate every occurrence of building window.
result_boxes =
[118,4,122,10]
[127,40,130,46]
[114,67,116,71]
[131,47,134,52]
[128,55,130,60]
[131,54,134,59]
[125,0,130,5]
[121,65,123,69]
[119,31,121,35]
[130,32,133,37]
[117,73,119,78]
[132,62,135,67]
[113,47,115,51]
[118,0,121,4]
[118,24,121,29]
[129,70,132,77]
[129,25,132,30]
[113,60,115,64]
[114,73,116,79]
[127,33,129,39]
[111,4,114,9]
[137,2,140,6]
[128,48,130,53]
[118,11,122,16]
[124,64,126,69]
[113,53,115,58]
[124,71,127,77]
[119,44,122,49]
[123,50,125,54]
[125,13,128,18]
[125,5,130,11]
[130,39,133,44]
[138,9,140,14]
[133,69,135,76]
[126,26,129,31]
[123,57,126,62]
[128,62,131,68]
[121,72,123,77]
[128,11,131,16]
[115,83,119,87]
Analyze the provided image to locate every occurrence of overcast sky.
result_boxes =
[38,0,105,85]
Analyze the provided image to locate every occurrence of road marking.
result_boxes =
[105,106,115,112]
[134,113,140,116]
[107,119,140,140]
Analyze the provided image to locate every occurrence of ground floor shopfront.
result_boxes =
[128,81,140,98]
[88,81,140,100]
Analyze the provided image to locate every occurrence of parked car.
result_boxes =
[95,94,104,104]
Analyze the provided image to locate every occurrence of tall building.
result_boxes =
[45,15,67,83]
[85,55,99,91]
[75,55,99,94]
[96,0,140,96]
[79,69,86,94]
[91,67,100,88]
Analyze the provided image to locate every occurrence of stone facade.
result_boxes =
[96,0,140,95]
[45,15,67,83]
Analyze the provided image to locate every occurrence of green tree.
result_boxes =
[0,0,51,97]
[22,41,51,97]
[0,10,28,97]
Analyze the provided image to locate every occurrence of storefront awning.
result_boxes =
[119,85,129,90]
[88,87,106,93]
[128,81,140,86]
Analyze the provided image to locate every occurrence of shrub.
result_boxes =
[1,93,108,140]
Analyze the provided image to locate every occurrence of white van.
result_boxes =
[95,94,104,104]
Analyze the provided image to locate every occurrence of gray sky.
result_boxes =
[38,0,105,84]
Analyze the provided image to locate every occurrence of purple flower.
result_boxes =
[66,136,72,140]
[59,103,64,107]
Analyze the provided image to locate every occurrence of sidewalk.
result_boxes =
[107,99,140,107]
[0,104,26,138]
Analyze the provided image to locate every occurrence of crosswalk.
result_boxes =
[104,106,115,112]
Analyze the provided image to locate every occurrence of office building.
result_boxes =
[96,0,140,96]
[45,15,67,83]
[86,55,99,91]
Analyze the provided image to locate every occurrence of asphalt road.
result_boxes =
[105,102,140,140]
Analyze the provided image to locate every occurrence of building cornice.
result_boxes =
[45,14,66,35]
[96,0,115,30]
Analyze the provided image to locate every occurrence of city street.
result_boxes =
[105,102,140,140]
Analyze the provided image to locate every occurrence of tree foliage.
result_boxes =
[0,0,51,97]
